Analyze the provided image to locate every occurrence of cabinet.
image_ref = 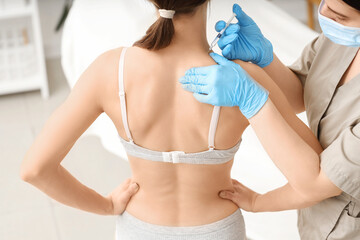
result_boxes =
[0,0,49,99]
[307,0,322,30]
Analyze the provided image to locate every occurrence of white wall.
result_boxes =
[38,0,65,59]
[36,0,318,60]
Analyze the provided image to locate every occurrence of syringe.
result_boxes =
[209,13,237,51]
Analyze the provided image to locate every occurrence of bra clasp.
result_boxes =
[162,151,185,164]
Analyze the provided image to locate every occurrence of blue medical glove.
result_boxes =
[215,4,274,68]
[179,53,269,119]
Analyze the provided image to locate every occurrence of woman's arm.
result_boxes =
[219,180,321,212]
[262,35,324,115]
[234,60,322,155]
[20,48,138,215]
[249,99,341,208]
[219,61,341,211]
[262,54,305,113]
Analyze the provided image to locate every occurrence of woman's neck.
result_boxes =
[164,6,210,53]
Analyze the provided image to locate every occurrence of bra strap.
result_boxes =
[208,106,220,150]
[118,47,134,144]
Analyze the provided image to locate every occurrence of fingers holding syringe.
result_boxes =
[215,23,240,51]
[218,34,238,50]
[216,21,240,34]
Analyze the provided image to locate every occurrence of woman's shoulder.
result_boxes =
[231,60,265,84]
[92,46,155,107]
[85,47,127,109]
[96,47,125,65]
[232,59,259,72]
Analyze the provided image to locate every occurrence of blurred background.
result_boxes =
[0,0,322,239]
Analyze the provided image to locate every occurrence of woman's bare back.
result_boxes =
[103,46,248,226]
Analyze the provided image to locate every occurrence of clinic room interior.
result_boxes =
[1,0,342,240]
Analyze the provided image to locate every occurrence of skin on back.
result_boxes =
[103,46,248,226]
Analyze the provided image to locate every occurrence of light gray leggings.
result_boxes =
[115,208,246,240]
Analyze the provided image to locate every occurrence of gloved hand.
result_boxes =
[179,53,269,119]
[215,3,274,68]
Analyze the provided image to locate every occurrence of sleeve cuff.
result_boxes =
[320,134,360,200]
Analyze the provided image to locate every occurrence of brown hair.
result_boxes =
[133,0,208,50]
[343,0,360,11]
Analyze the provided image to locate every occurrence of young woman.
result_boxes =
[20,0,322,239]
[181,0,360,239]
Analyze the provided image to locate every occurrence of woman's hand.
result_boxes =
[106,178,140,215]
[218,179,259,212]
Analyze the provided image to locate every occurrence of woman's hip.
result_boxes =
[125,188,240,226]
[115,208,246,240]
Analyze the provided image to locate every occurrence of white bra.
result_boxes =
[117,47,241,164]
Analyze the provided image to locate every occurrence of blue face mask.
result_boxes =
[318,0,360,47]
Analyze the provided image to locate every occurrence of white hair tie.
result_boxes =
[159,9,175,19]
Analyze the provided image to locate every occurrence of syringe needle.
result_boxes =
[209,13,237,51]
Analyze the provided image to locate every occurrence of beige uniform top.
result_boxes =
[289,33,360,240]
